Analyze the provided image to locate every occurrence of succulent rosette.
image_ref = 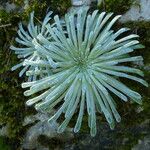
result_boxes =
[11,11,55,81]
[12,7,148,136]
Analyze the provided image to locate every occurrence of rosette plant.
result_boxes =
[11,11,56,81]
[12,7,148,136]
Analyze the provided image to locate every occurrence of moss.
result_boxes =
[38,135,65,150]
[22,0,47,21]
[0,0,64,149]
[0,35,36,148]
[0,0,72,149]
[98,0,133,14]
[48,0,71,15]
[11,0,24,6]
[110,20,150,150]
[12,0,71,15]
[0,137,11,150]
[122,21,150,65]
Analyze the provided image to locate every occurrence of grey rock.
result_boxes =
[71,0,84,6]
[64,119,150,150]
[71,0,97,6]
[135,106,144,113]
[132,136,150,150]
[0,0,28,13]
[120,0,150,22]
[144,65,150,71]
[5,2,17,13]
[23,111,51,126]
[0,125,9,137]
[22,112,74,150]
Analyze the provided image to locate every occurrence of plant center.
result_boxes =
[75,56,89,71]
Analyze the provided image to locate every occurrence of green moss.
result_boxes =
[0,137,11,150]
[0,40,35,148]
[0,0,71,149]
[11,0,24,6]
[99,0,133,14]
[12,0,71,15]
[123,21,150,65]
[48,0,71,15]
[111,20,150,150]
[0,1,48,149]
[22,1,47,20]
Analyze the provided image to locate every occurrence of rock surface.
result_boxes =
[120,0,150,22]
[64,119,150,150]
[71,0,97,6]
[22,112,74,150]
[132,136,150,150]
[0,125,9,137]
